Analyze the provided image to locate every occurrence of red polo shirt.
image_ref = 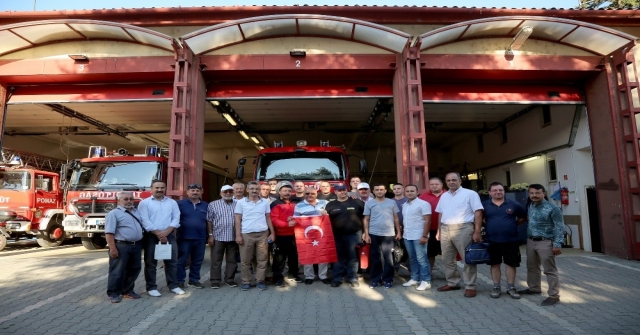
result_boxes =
[418,191,445,231]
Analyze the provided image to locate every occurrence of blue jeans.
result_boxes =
[177,238,206,284]
[404,238,431,282]
[333,232,360,283]
[107,242,142,297]
[370,234,395,284]
[143,233,178,291]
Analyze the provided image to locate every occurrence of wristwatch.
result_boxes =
[423,235,428,238]
[208,233,213,236]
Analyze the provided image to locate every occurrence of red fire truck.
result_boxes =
[61,145,171,250]
[0,157,67,251]
[236,140,366,189]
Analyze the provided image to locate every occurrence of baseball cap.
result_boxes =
[220,185,234,192]
[275,181,293,193]
[357,182,370,190]
[334,184,348,191]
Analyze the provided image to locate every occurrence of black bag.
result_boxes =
[464,242,491,264]
[392,239,407,265]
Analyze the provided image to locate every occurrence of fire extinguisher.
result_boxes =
[560,188,569,205]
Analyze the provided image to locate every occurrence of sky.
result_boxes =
[0,0,581,12]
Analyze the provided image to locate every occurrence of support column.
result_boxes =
[168,47,205,198]
[0,83,8,150]
[586,47,638,259]
[393,44,428,190]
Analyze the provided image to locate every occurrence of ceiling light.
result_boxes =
[68,54,89,61]
[250,136,260,144]
[289,49,306,57]
[238,130,249,140]
[222,113,237,126]
[506,26,533,55]
[258,146,265,150]
[516,155,541,164]
[210,101,220,106]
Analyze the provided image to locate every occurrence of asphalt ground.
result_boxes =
[1,245,639,335]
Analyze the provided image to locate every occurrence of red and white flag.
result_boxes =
[293,215,338,265]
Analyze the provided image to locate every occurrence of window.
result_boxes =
[542,105,552,126]
[501,124,508,144]
[477,135,484,153]
[547,158,558,182]
[505,170,512,187]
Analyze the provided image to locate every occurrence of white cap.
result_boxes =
[357,182,370,190]
[220,185,234,192]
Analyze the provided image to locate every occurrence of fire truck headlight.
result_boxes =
[35,209,43,218]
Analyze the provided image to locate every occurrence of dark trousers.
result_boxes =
[210,240,239,284]
[333,232,360,283]
[143,232,178,291]
[369,234,395,284]
[177,238,206,284]
[107,242,142,297]
[271,235,299,281]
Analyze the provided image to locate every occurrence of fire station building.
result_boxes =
[0,6,639,259]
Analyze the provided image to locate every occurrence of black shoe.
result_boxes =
[293,276,304,283]
[350,281,360,288]
[276,280,285,287]
[518,289,542,295]
[225,281,238,288]
[188,281,204,289]
[304,279,313,285]
[541,297,560,306]
[330,281,342,288]
[210,283,220,289]
[321,278,332,285]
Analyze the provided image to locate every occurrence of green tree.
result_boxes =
[577,0,640,9]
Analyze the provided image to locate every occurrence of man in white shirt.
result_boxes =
[401,184,432,291]
[435,172,483,298]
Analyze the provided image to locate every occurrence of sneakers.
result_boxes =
[123,292,141,299]
[177,283,185,289]
[293,276,304,283]
[147,290,161,297]
[541,297,560,306]
[211,283,220,289]
[416,281,431,291]
[507,287,521,299]
[403,279,419,287]
[241,284,251,291]
[171,287,186,295]
[188,281,204,289]
[349,281,360,288]
[304,279,314,285]
[491,287,501,299]
[383,282,393,289]
[226,281,238,288]
[369,281,381,289]
[321,278,332,284]
[276,280,285,288]
[109,295,122,303]
[330,281,342,288]
[257,282,268,291]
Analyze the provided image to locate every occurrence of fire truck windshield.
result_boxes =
[69,161,162,191]
[0,171,31,190]
[256,152,345,181]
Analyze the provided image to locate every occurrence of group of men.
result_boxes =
[106,173,565,307]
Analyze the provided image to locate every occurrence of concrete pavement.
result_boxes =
[1,246,639,335]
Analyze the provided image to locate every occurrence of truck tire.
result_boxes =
[81,236,107,250]
[0,235,6,251]
[36,237,64,248]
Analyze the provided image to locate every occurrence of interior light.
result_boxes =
[289,50,306,57]
[258,146,265,150]
[250,136,260,144]
[210,101,220,106]
[238,130,249,140]
[516,155,541,164]
[222,113,237,126]
[506,26,533,54]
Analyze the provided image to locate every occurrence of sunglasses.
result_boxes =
[188,184,202,189]
[222,190,234,193]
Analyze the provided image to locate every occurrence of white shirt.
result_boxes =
[234,197,270,233]
[402,198,431,240]
[435,187,483,225]
[138,196,180,231]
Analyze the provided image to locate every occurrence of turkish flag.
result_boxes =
[293,215,338,265]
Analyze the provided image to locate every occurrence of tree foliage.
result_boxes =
[578,0,640,9]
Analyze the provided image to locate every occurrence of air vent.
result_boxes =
[355,87,368,92]
[152,90,165,95]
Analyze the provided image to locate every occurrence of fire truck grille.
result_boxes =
[74,202,117,214]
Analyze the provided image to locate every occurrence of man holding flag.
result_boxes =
[293,187,331,285]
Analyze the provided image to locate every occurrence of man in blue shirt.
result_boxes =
[519,184,564,306]
[176,183,208,289]
[138,180,183,297]
[482,182,526,300]
[104,192,144,303]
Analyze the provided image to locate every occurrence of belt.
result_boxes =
[115,240,140,245]
[529,236,551,241]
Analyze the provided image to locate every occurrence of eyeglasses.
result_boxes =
[222,190,234,193]
[188,183,202,189]
[120,197,133,201]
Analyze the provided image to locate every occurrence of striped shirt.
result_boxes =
[207,198,237,242]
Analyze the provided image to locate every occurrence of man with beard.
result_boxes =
[325,183,365,288]
[105,191,144,303]
[138,180,184,297]
[207,185,239,288]
[270,181,303,287]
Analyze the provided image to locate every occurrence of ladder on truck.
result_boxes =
[1,148,67,173]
